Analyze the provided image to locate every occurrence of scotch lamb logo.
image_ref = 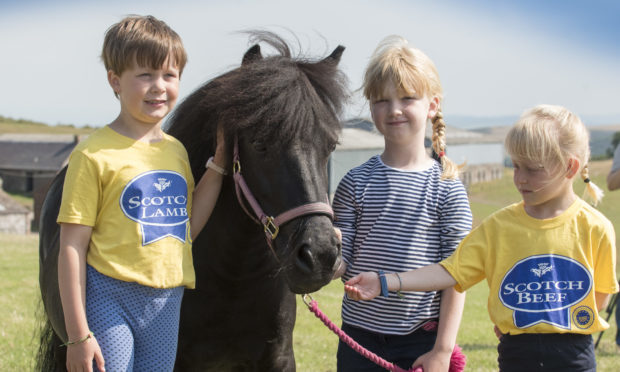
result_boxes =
[120,170,189,245]
[500,254,592,330]
[154,178,171,192]
[530,263,553,278]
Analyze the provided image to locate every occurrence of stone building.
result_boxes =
[0,133,80,230]
[0,179,32,234]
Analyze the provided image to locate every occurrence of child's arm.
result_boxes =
[607,147,620,191]
[331,171,358,280]
[58,223,105,371]
[607,169,620,191]
[414,287,465,370]
[595,291,611,311]
[190,128,227,240]
[344,263,457,300]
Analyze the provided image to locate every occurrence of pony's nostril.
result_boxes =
[295,244,315,274]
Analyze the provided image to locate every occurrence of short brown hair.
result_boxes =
[101,15,187,76]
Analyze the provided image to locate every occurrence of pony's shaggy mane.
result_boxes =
[166,31,349,178]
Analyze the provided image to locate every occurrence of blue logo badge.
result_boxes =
[499,254,592,329]
[572,306,595,329]
[120,170,189,245]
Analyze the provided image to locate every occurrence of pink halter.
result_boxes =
[232,136,334,260]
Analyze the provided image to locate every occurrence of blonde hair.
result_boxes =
[101,15,187,78]
[505,104,604,205]
[362,35,458,179]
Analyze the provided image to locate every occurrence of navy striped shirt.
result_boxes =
[333,155,472,335]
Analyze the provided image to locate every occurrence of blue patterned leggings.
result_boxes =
[86,265,184,372]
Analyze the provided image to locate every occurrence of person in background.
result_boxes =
[332,35,472,372]
[345,104,618,371]
[607,142,620,191]
[607,142,620,352]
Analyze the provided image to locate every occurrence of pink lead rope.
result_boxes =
[303,295,466,372]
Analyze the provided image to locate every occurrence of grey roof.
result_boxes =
[0,138,78,171]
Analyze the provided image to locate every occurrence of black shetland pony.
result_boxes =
[37,32,348,371]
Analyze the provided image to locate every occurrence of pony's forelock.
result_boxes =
[166,31,348,171]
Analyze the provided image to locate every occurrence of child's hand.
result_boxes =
[344,272,381,300]
[66,335,105,372]
[412,348,451,372]
[333,226,342,243]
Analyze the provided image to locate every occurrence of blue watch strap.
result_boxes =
[378,270,389,297]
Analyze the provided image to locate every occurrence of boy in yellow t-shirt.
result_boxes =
[344,105,618,371]
[57,15,226,371]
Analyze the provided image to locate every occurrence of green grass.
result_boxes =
[0,233,39,371]
[2,160,620,370]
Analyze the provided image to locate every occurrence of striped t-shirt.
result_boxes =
[333,155,472,335]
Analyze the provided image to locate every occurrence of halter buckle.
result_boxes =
[233,160,241,174]
[302,293,314,307]
[263,216,279,239]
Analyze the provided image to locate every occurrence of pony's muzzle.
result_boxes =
[287,217,340,293]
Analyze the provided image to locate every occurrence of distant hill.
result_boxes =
[0,115,95,135]
[3,114,618,157]
[589,126,619,158]
[447,115,519,129]
[447,114,620,130]
[470,124,619,158]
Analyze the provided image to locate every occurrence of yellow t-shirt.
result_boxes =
[57,126,196,289]
[440,198,618,335]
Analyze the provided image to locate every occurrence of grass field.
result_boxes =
[2,161,620,371]
[0,234,39,371]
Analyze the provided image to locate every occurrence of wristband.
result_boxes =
[206,156,228,175]
[395,272,405,299]
[378,270,389,297]
[61,331,94,347]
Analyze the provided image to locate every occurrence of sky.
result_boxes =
[1,0,619,129]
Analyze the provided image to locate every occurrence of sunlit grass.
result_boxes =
[1,160,619,370]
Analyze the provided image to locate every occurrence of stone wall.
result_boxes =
[0,211,31,234]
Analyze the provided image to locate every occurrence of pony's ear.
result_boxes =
[323,45,345,65]
[242,44,262,65]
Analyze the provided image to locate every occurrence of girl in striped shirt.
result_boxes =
[332,35,472,372]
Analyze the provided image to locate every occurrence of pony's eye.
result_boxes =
[251,140,268,154]
[328,142,337,153]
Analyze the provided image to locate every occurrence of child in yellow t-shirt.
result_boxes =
[57,15,226,371]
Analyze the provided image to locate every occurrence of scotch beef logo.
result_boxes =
[120,170,189,245]
[499,254,592,329]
